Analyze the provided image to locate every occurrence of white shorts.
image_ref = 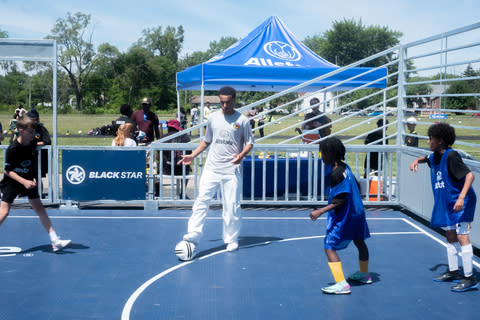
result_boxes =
[445,222,471,235]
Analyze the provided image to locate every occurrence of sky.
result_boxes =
[0,0,479,58]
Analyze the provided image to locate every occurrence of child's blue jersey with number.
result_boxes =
[429,149,476,227]
[324,165,370,250]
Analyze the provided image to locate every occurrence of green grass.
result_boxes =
[0,113,478,158]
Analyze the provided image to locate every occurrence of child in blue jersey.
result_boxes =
[310,137,371,294]
[410,123,477,292]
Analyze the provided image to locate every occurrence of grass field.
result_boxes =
[0,112,478,158]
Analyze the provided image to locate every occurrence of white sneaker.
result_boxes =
[321,280,351,294]
[226,242,239,252]
[52,239,71,252]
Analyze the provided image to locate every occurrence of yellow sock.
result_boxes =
[359,260,369,273]
[328,261,345,282]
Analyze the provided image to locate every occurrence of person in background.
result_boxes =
[247,106,258,130]
[405,117,418,147]
[113,104,136,136]
[190,105,199,127]
[0,120,4,145]
[13,104,27,120]
[112,123,137,147]
[131,97,162,145]
[27,108,51,178]
[162,119,192,197]
[302,98,327,131]
[0,116,71,252]
[179,106,188,130]
[410,123,477,292]
[364,118,389,177]
[257,106,266,138]
[203,102,211,125]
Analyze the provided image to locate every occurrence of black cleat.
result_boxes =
[433,270,463,282]
[451,276,478,292]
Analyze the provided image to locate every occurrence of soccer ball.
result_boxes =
[175,240,196,261]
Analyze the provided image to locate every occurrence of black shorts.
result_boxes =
[1,181,39,204]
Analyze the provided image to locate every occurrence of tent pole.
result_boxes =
[200,80,205,140]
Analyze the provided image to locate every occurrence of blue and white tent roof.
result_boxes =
[176,16,386,92]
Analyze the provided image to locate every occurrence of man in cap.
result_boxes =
[405,117,418,147]
[131,97,162,144]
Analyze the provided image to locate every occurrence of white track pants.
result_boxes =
[183,170,242,245]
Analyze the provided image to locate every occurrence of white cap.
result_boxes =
[407,117,416,124]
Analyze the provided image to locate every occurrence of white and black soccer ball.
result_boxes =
[175,240,195,261]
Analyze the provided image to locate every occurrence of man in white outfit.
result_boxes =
[178,86,254,258]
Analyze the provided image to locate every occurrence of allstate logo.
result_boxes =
[66,165,86,185]
[263,41,301,61]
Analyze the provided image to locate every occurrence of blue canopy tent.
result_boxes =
[176,16,387,93]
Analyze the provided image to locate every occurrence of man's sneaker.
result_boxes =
[433,270,463,282]
[348,271,373,284]
[451,276,479,292]
[321,280,351,294]
[226,242,239,252]
[52,239,71,252]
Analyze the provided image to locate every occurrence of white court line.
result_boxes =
[401,218,480,269]
[120,230,424,320]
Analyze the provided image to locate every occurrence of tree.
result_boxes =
[179,36,238,69]
[305,18,402,68]
[47,12,97,110]
[138,26,184,63]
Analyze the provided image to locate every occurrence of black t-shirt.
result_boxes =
[2,139,38,184]
[426,150,471,182]
[112,115,136,135]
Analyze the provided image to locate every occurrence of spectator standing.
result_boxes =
[405,117,419,147]
[203,102,211,123]
[179,107,188,130]
[302,97,330,138]
[257,106,266,138]
[190,105,199,127]
[247,106,258,129]
[131,97,162,145]
[364,118,389,177]
[27,108,51,178]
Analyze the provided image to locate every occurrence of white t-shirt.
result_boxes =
[203,110,254,175]
[112,137,137,147]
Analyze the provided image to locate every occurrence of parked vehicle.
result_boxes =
[367,111,383,116]
[341,109,362,115]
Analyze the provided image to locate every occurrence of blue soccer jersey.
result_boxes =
[429,149,476,227]
[324,165,370,250]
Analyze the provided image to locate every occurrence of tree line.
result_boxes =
[0,14,478,115]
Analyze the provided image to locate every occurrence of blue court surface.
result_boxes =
[1,206,479,320]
